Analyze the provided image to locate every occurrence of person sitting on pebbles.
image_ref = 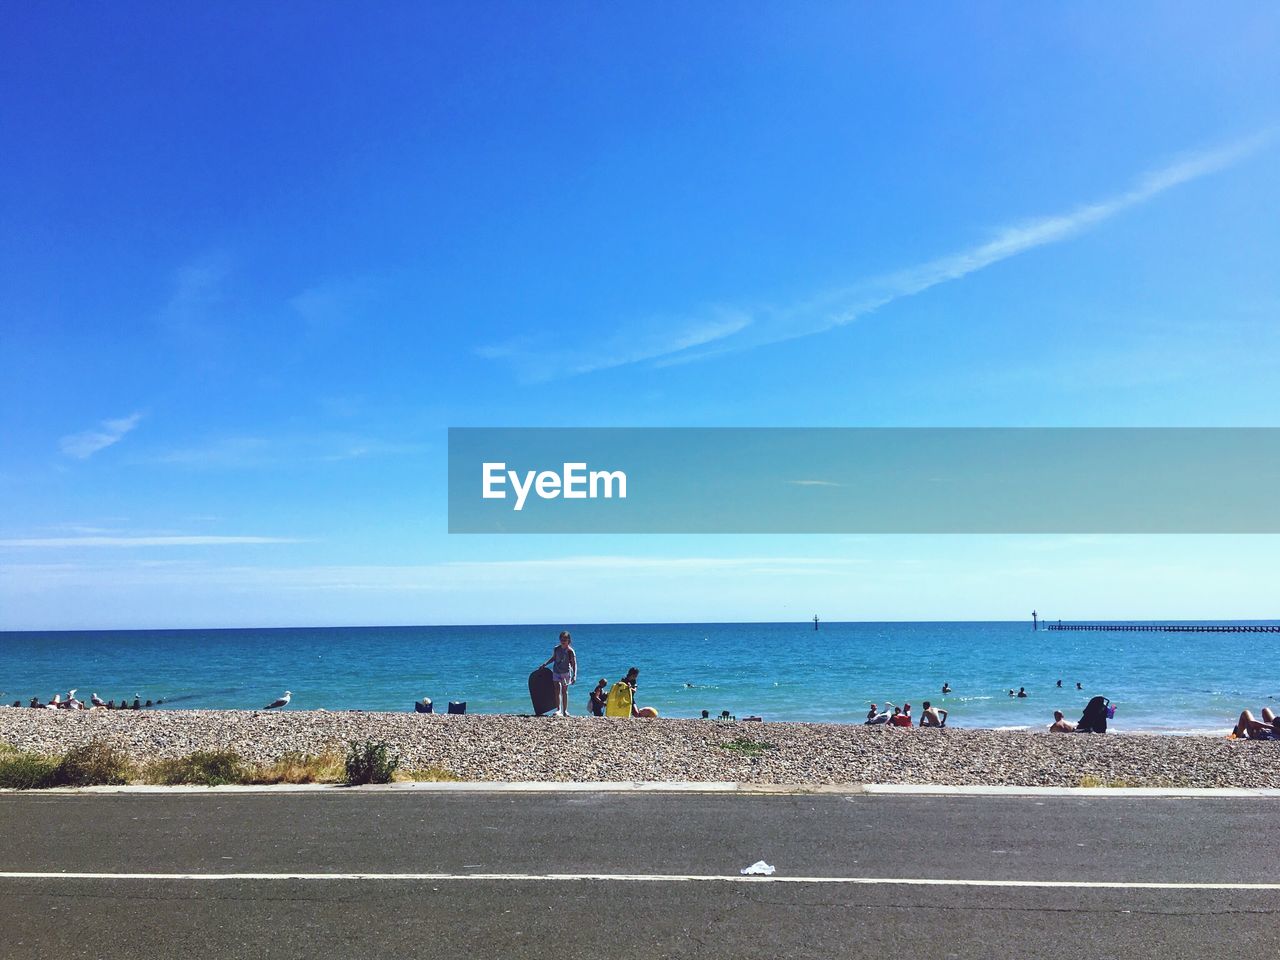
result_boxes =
[1048,710,1076,733]
[918,701,948,728]
[865,703,891,725]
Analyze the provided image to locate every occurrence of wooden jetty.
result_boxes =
[1045,622,1280,633]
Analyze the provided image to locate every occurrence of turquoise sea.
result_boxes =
[2,622,1277,733]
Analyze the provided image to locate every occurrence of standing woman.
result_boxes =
[540,631,578,716]
[622,666,640,717]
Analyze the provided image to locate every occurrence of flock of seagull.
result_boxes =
[9,689,293,711]
[24,689,147,710]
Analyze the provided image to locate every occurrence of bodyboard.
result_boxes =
[529,667,558,716]
[605,681,633,717]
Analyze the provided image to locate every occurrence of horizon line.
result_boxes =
[3,616,1278,634]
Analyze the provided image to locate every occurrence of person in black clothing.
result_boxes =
[621,667,640,717]
[1077,696,1109,733]
[589,679,608,716]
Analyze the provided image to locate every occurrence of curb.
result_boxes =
[3,781,1279,797]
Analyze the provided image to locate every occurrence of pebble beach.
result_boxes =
[2,709,1278,787]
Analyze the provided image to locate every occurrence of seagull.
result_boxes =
[263,691,292,710]
[90,692,106,707]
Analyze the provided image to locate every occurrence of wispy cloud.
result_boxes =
[480,133,1271,379]
[158,257,231,344]
[477,308,750,383]
[290,276,384,332]
[59,412,144,459]
[148,433,426,468]
[786,479,843,488]
[150,436,271,467]
[0,535,302,547]
[0,555,865,593]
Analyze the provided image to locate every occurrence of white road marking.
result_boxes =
[0,872,1278,890]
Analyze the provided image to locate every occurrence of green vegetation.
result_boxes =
[0,749,63,789]
[0,741,456,789]
[718,736,777,756]
[0,741,133,789]
[343,739,400,785]
[253,750,346,784]
[55,742,134,786]
[143,749,248,786]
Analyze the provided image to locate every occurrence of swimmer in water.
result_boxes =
[1076,682,1083,690]
[941,683,952,694]
[1056,679,1063,688]
[1017,687,1028,698]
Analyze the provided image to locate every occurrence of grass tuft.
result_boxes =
[718,737,777,756]
[251,751,345,784]
[1077,774,1187,788]
[0,750,62,789]
[56,742,134,786]
[395,766,463,782]
[0,742,439,789]
[144,749,248,786]
[343,740,400,785]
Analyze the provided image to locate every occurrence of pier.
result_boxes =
[1045,622,1280,633]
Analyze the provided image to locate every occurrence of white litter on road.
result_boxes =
[740,861,776,876]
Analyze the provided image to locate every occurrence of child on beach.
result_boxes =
[539,631,577,716]
[589,679,608,716]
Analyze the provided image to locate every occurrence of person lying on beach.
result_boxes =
[918,701,947,728]
[1048,710,1075,733]
[1232,708,1280,740]
[864,703,891,725]
[589,679,608,717]
[539,631,577,716]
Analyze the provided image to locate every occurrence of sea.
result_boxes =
[2,621,1276,734]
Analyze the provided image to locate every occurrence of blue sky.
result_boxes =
[3,3,1280,628]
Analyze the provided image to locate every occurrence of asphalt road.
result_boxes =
[2,790,1278,959]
